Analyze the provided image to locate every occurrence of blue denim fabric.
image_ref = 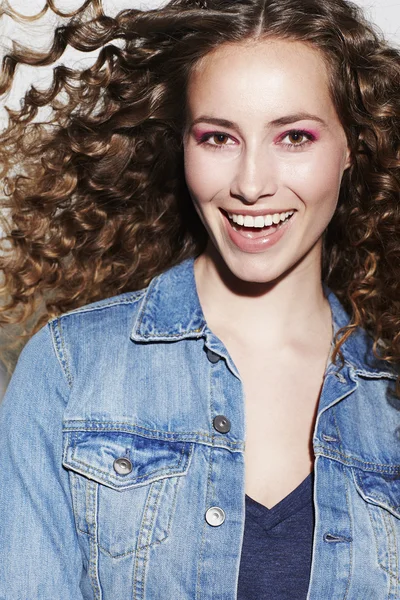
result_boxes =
[0,257,399,599]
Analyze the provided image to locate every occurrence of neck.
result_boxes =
[194,245,332,348]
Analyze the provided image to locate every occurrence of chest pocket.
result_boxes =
[63,430,193,558]
[353,467,400,581]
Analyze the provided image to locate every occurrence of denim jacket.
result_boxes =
[1,258,399,600]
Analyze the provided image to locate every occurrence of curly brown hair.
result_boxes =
[0,0,399,372]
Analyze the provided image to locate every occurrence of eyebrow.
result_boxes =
[190,112,328,129]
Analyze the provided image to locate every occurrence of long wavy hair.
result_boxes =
[0,0,399,373]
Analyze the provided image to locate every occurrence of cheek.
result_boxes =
[183,144,233,204]
[284,147,347,206]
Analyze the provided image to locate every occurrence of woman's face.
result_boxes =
[183,38,351,284]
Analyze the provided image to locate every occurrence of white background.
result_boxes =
[0,0,399,395]
[0,0,399,124]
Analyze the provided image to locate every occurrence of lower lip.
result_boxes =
[222,211,295,253]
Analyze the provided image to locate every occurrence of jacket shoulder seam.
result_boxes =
[49,319,73,388]
[47,292,146,387]
[49,291,146,321]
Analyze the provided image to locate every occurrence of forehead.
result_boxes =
[186,39,338,124]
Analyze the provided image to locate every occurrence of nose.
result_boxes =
[230,148,278,204]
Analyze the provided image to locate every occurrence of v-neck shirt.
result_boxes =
[237,472,314,599]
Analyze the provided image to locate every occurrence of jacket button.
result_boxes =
[213,415,231,434]
[206,349,221,363]
[205,506,226,527]
[113,457,133,475]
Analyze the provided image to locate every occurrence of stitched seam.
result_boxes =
[71,445,193,558]
[133,279,205,339]
[49,292,145,321]
[62,422,245,450]
[85,443,92,528]
[365,493,400,514]
[384,511,394,596]
[354,369,397,380]
[353,469,400,513]
[195,362,215,600]
[68,437,189,485]
[342,464,353,600]
[95,480,175,557]
[332,408,343,448]
[196,445,212,600]
[166,472,182,538]
[57,318,73,387]
[88,481,102,600]
[133,443,194,553]
[137,480,163,551]
[49,320,73,388]
[367,503,386,573]
[382,510,398,582]
[69,471,85,537]
[133,484,154,600]
[366,501,400,581]
[69,455,188,484]
[336,356,397,380]
[134,330,204,340]
[314,447,400,472]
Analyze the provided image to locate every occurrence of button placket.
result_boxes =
[205,341,236,533]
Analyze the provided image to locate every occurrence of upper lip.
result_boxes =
[221,208,295,217]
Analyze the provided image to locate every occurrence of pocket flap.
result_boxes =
[353,468,400,518]
[63,430,193,490]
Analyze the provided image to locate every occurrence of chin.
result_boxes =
[217,252,291,288]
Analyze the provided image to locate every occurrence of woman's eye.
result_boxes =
[211,134,230,145]
[287,132,305,144]
[200,133,236,148]
[280,130,314,148]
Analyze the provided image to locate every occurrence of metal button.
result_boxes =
[213,415,231,434]
[206,349,221,364]
[205,506,226,527]
[113,457,133,475]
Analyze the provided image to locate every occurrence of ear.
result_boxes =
[344,145,352,171]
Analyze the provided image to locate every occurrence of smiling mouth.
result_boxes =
[222,209,295,237]
[228,210,294,228]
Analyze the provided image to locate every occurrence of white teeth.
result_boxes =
[243,215,253,227]
[227,210,294,228]
[265,214,273,226]
[254,216,265,228]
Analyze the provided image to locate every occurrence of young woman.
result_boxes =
[0,0,399,598]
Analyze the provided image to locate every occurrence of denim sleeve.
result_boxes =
[0,324,85,600]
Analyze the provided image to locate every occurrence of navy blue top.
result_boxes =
[237,472,314,599]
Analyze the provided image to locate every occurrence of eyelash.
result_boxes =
[198,129,316,151]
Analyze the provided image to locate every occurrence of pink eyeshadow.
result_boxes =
[192,128,214,142]
[273,128,320,143]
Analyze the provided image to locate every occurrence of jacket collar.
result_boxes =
[131,258,207,342]
[131,257,397,379]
